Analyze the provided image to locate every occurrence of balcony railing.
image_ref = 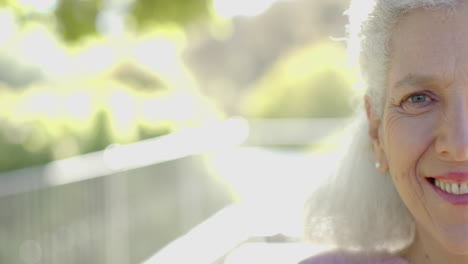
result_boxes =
[1,117,347,264]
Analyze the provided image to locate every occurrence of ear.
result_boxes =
[364,95,388,173]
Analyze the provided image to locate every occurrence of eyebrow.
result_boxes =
[393,74,439,90]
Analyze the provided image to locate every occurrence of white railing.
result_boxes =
[0,117,348,197]
[0,117,250,197]
[1,117,347,264]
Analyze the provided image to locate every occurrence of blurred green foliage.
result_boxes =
[0,80,176,172]
[0,0,213,44]
[54,0,103,43]
[0,0,222,172]
[0,1,357,173]
[130,0,212,31]
[242,40,358,118]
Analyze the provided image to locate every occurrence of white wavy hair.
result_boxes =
[304,0,457,252]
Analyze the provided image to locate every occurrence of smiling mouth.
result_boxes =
[430,178,468,195]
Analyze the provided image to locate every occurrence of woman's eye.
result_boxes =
[406,94,432,104]
[399,93,436,114]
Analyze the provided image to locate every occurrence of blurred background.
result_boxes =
[0,0,360,263]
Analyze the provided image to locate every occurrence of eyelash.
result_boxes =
[406,93,432,104]
[400,92,436,111]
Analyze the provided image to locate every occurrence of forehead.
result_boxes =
[388,4,468,88]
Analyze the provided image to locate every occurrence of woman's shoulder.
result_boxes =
[299,250,410,264]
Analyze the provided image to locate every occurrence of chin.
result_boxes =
[444,244,468,255]
[440,226,468,254]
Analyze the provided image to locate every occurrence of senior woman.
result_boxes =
[302,0,468,263]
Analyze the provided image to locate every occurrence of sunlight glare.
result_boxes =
[132,38,181,81]
[206,148,337,237]
[96,10,125,37]
[74,43,116,76]
[23,90,60,118]
[17,0,58,13]
[213,0,280,18]
[64,91,92,119]
[103,118,249,172]
[108,89,138,141]
[0,9,16,44]
[19,26,70,76]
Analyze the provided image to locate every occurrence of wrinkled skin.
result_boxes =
[367,4,468,264]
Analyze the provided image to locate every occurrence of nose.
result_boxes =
[436,97,468,161]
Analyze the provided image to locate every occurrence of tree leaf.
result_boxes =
[53,0,103,43]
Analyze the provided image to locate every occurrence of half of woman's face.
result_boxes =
[369,5,468,254]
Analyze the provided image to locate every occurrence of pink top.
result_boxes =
[299,251,411,264]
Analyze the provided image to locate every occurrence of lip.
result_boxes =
[433,172,468,182]
[429,172,468,205]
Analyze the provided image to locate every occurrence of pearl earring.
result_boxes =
[375,162,381,169]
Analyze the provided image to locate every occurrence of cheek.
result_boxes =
[383,113,436,181]
[383,113,438,220]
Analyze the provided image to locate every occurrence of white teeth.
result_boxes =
[461,184,468,194]
[446,184,452,193]
[434,179,468,195]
